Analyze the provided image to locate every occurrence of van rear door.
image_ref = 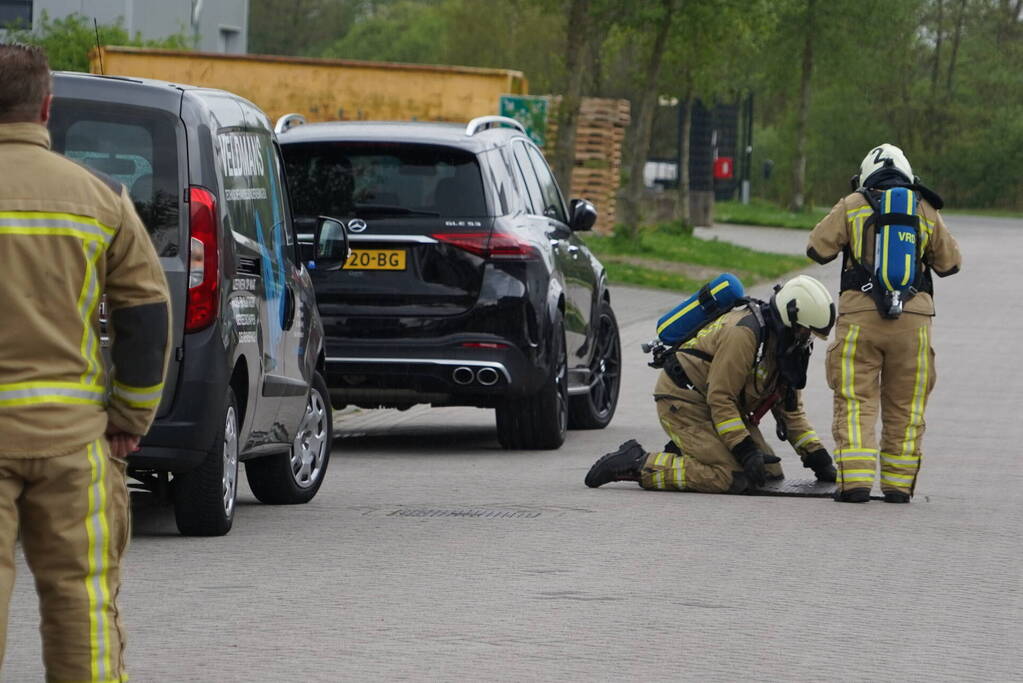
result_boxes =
[49,86,187,417]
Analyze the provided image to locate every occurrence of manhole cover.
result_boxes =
[384,507,542,519]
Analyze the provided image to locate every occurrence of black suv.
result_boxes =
[279,116,621,449]
[51,73,350,535]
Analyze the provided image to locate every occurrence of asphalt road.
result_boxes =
[5,216,1021,681]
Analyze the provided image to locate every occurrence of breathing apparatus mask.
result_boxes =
[767,276,836,394]
[767,301,813,392]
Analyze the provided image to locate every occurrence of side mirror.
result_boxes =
[569,198,597,232]
[312,216,350,271]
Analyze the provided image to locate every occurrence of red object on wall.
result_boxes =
[713,157,734,180]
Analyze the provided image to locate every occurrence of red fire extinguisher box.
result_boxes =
[713,157,734,180]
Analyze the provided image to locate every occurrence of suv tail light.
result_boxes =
[185,186,219,332]
[431,232,538,260]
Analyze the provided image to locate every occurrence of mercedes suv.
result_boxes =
[279,116,621,449]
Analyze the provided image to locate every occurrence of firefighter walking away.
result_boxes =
[0,44,171,681]
[807,143,961,503]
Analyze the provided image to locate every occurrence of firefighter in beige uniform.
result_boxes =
[586,276,838,493]
[807,144,961,503]
[0,45,170,682]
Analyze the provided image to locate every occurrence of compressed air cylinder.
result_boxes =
[875,187,918,294]
[656,273,745,345]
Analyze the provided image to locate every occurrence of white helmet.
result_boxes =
[858,143,914,187]
[772,275,836,338]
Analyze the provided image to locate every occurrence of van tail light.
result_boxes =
[431,232,538,260]
[185,186,219,332]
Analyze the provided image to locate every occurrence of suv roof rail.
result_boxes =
[465,115,526,137]
[275,113,308,135]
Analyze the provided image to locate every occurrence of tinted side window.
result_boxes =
[526,145,568,224]
[511,141,544,216]
[219,131,290,293]
[50,100,182,257]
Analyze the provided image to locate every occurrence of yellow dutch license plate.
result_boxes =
[345,249,406,270]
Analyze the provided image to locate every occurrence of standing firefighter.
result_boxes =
[585,275,838,494]
[807,143,961,503]
[0,45,170,681]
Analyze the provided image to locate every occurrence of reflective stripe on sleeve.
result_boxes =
[111,380,164,409]
[0,381,105,407]
[793,431,818,449]
[715,418,744,436]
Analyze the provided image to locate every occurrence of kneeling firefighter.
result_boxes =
[585,275,838,493]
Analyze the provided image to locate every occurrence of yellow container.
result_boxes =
[89,46,528,124]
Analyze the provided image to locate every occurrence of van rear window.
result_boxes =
[282,142,488,218]
[49,100,182,257]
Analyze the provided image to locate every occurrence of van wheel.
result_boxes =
[246,372,333,504]
[569,301,621,429]
[495,312,568,450]
[173,387,239,536]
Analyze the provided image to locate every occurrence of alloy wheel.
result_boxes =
[291,388,329,488]
[222,405,239,517]
[588,312,621,417]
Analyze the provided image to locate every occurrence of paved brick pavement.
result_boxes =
[4,217,1020,682]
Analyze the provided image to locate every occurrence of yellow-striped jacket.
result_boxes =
[0,123,170,458]
[807,191,961,316]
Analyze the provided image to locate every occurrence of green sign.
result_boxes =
[499,95,548,147]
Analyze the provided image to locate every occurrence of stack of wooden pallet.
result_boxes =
[545,97,630,234]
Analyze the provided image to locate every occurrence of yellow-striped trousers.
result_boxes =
[0,438,130,682]
[826,311,936,496]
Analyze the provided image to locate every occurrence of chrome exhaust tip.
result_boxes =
[452,366,474,385]
[476,367,499,386]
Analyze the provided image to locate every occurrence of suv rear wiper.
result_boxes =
[354,205,440,217]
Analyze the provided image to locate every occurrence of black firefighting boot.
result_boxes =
[834,488,871,503]
[585,440,647,488]
[883,490,911,503]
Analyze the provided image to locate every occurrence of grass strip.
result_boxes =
[715,199,827,230]
[583,225,809,292]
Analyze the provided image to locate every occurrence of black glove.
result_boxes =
[803,448,837,482]
[730,437,779,488]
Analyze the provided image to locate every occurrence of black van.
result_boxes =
[50,73,349,536]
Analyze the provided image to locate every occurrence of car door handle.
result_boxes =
[283,285,296,330]
[567,245,580,256]
[550,238,562,249]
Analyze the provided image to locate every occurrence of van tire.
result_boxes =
[246,372,333,504]
[495,311,568,450]
[173,387,239,536]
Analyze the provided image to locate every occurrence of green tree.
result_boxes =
[320,0,448,63]
[6,12,192,72]
[249,0,371,57]
[617,0,677,235]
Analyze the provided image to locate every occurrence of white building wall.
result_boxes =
[21,0,247,53]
